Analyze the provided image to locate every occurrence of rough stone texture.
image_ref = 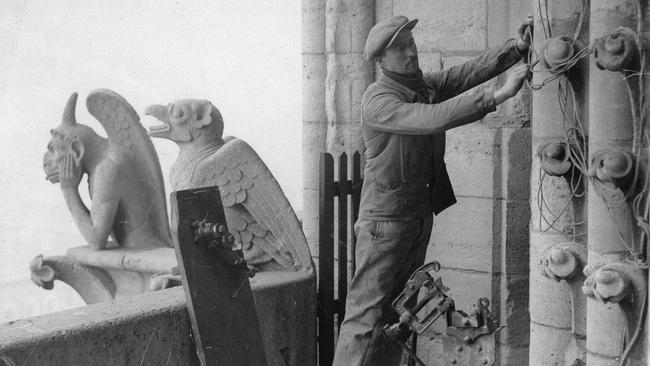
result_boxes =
[445,126,500,198]
[374,0,392,23]
[429,196,498,273]
[0,271,316,366]
[393,0,487,51]
[302,0,326,54]
[529,322,576,366]
[302,54,327,123]
[586,1,643,365]
[302,0,373,265]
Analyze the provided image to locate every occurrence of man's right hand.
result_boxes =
[494,63,530,104]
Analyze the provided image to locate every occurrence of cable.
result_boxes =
[383,330,427,366]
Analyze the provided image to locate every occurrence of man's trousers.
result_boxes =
[332,214,433,366]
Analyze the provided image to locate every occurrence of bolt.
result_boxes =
[463,320,471,326]
[478,345,483,352]
[455,346,463,352]
[481,358,489,365]
[450,359,457,365]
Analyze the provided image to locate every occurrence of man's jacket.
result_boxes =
[359,39,524,220]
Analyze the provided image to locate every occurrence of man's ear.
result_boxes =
[375,55,385,67]
[69,137,84,165]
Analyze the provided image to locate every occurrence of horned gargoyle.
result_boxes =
[32,90,177,303]
[145,99,313,272]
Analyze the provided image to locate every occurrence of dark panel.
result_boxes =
[171,187,267,366]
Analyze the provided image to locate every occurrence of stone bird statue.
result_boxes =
[145,99,312,272]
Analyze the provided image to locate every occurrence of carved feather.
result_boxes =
[86,89,171,246]
[192,138,313,272]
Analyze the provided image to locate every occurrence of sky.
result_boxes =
[0,0,302,322]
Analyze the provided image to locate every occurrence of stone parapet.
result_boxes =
[0,272,316,366]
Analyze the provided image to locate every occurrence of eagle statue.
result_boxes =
[145,99,312,273]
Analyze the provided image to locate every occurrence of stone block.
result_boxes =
[394,0,487,51]
[498,274,530,347]
[0,274,316,366]
[589,64,633,145]
[497,344,530,366]
[445,125,499,198]
[503,127,532,201]
[326,54,373,124]
[428,196,496,273]
[529,156,584,234]
[302,0,326,54]
[529,231,576,328]
[529,322,574,366]
[586,193,635,255]
[496,85,531,128]
[487,0,532,48]
[329,123,364,156]
[302,125,327,190]
[418,51,443,73]
[586,298,629,358]
[374,0,393,23]
[590,0,636,33]
[326,0,374,54]
[530,75,568,139]
[302,188,320,258]
[503,201,531,265]
[302,54,327,122]
[487,0,510,48]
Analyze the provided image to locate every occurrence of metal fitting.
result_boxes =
[539,243,583,281]
[537,142,572,177]
[593,27,640,72]
[588,148,634,192]
[540,36,578,74]
[582,262,642,303]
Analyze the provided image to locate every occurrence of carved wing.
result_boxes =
[86,89,171,246]
[193,138,313,272]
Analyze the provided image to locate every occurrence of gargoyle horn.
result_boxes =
[62,92,78,126]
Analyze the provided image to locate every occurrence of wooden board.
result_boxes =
[171,186,268,366]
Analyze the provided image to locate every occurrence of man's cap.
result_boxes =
[363,15,418,61]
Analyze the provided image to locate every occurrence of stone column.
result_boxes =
[529,1,589,365]
[587,1,646,365]
[302,0,374,260]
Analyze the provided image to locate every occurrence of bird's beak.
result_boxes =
[145,105,171,138]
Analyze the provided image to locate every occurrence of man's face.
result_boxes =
[379,30,419,73]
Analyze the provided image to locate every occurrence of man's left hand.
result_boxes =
[517,15,534,52]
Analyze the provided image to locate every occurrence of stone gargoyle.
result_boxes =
[145,99,313,273]
[31,90,177,303]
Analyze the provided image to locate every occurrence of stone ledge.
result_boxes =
[1,271,316,366]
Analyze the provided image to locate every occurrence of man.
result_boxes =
[333,15,533,366]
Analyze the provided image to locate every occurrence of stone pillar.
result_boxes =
[302,0,374,260]
[529,1,589,365]
[587,1,645,365]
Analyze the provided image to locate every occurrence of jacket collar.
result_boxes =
[378,72,419,100]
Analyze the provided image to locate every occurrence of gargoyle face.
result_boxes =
[145,99,221,143]
[43,129,82,184]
